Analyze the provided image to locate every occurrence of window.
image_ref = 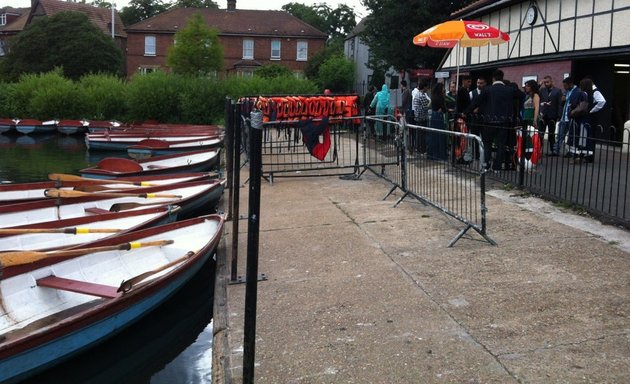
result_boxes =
[138,66,159,75]
[0,14,6,26]
[243,39,254,59]
[144,35,156,56]
[270,40,281,60]
[239,69,254,78]
[0,40,5,57]
[296,40,308,61]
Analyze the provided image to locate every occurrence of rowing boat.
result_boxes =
[86,133,222,151]
[80,149,220,179]
[0,205,179,252]
[56,120,89,135]
[0,118,14,134]
[0,172,217,205]
[127,136,223,159]
[0,179,224,228]
[0,214,224,383]
[15,119,57,135]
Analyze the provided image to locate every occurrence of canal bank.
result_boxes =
[214,169,630,383]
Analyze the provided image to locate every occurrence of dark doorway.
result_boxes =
[574,58,630,142]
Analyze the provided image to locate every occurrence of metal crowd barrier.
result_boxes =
[364,116,495,247]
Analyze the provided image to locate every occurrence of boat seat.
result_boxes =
[36,276,119,299]
[84,207,111,215]
[97,157,143,172]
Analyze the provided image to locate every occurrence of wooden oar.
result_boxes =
[109,201,175,212]
[0,227,121,235]
[74,184,143,192]
[118,250,195,293]
[48,173,155,186]
[0,239,174,268]
[44,188,182,199]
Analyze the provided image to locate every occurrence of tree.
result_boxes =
[360,0,474,72]
[255,64,293,79]
[166,12,223,75]
[282,2,356,42]
[172,0,219,8]
[1,12,122,81]
[317,55,354,92]
[119,0,168,26]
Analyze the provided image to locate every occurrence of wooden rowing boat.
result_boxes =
[80,149,220,179]
[0,179,224,228]
[0,214,224,383]
[14,119,57,135]
[127,136,223,159]
[0,172,217,205]
[86,133,222,151]
[0,205,180,252]
[56,120,89,135]
[0,118,15,134]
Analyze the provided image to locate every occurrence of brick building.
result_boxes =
[125,0,327,77]
[0,0,126,57]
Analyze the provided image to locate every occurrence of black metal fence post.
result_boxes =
[224,98,234,221]
[242,108,263,384]
[231,102,242,282]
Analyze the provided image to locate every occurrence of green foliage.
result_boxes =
[282,2,356,41]
[9,69,86,119]
[120,0,168,26]
[78,74,128,120]
[166,13,223,75]
[361,0,474,71]
[254,64,294,79]
[304,40,343,81]
[126,71,184,122]
[0,70,318,123]
[1,12,122,81]
[316,55,355,92]
[173,0,219,8]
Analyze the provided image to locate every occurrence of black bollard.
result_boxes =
[242,108,263,384]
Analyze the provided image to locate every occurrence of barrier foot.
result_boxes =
[339,173,362,181]
[393,191,410,207]
[383,185,398,200]
[229,273,268,285]
[448,225,497,248]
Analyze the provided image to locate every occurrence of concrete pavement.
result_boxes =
[217,170,630,383]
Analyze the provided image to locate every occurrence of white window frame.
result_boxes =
[243,39,254,60]
[270,39,281,60]
[296,40,308,61]
[144,35,156,56]
[0,14,6,26]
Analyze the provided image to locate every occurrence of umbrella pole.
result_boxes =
[455,43,460,92]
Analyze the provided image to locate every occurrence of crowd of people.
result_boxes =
[364,70,606,170]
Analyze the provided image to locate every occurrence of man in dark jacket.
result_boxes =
[539,75,563,155]
[464,69,521,171]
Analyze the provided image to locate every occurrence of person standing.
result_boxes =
[446,81,457,117]
[363,85,376,136]
[427,83,448,161]
[370,84,391,140]
[412,79,431,152]
[456,75,472,115]
[554,76,584,156]
[464,70,520,171]
[539,75,563,155]
[574,77,605,163]
[523,79,541,129]
[400,80,413,122]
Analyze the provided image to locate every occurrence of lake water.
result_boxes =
[0,131,215,382]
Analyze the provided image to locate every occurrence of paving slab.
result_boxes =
[219,170,630,383]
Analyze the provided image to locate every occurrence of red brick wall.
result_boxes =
[500,60,572,87]
[126,31,326,77]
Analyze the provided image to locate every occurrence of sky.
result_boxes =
[3,0,369,20]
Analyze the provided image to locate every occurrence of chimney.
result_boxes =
[227,0,236,11]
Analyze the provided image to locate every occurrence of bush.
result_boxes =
[11,69,86,119]
[0,83,16,117]
[178,76,223,124]
[126,71,184,123]
[254,64,294,79]
[317,55,355,92]
[78,74,128,120]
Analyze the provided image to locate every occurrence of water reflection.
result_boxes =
[23,259,216,384]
